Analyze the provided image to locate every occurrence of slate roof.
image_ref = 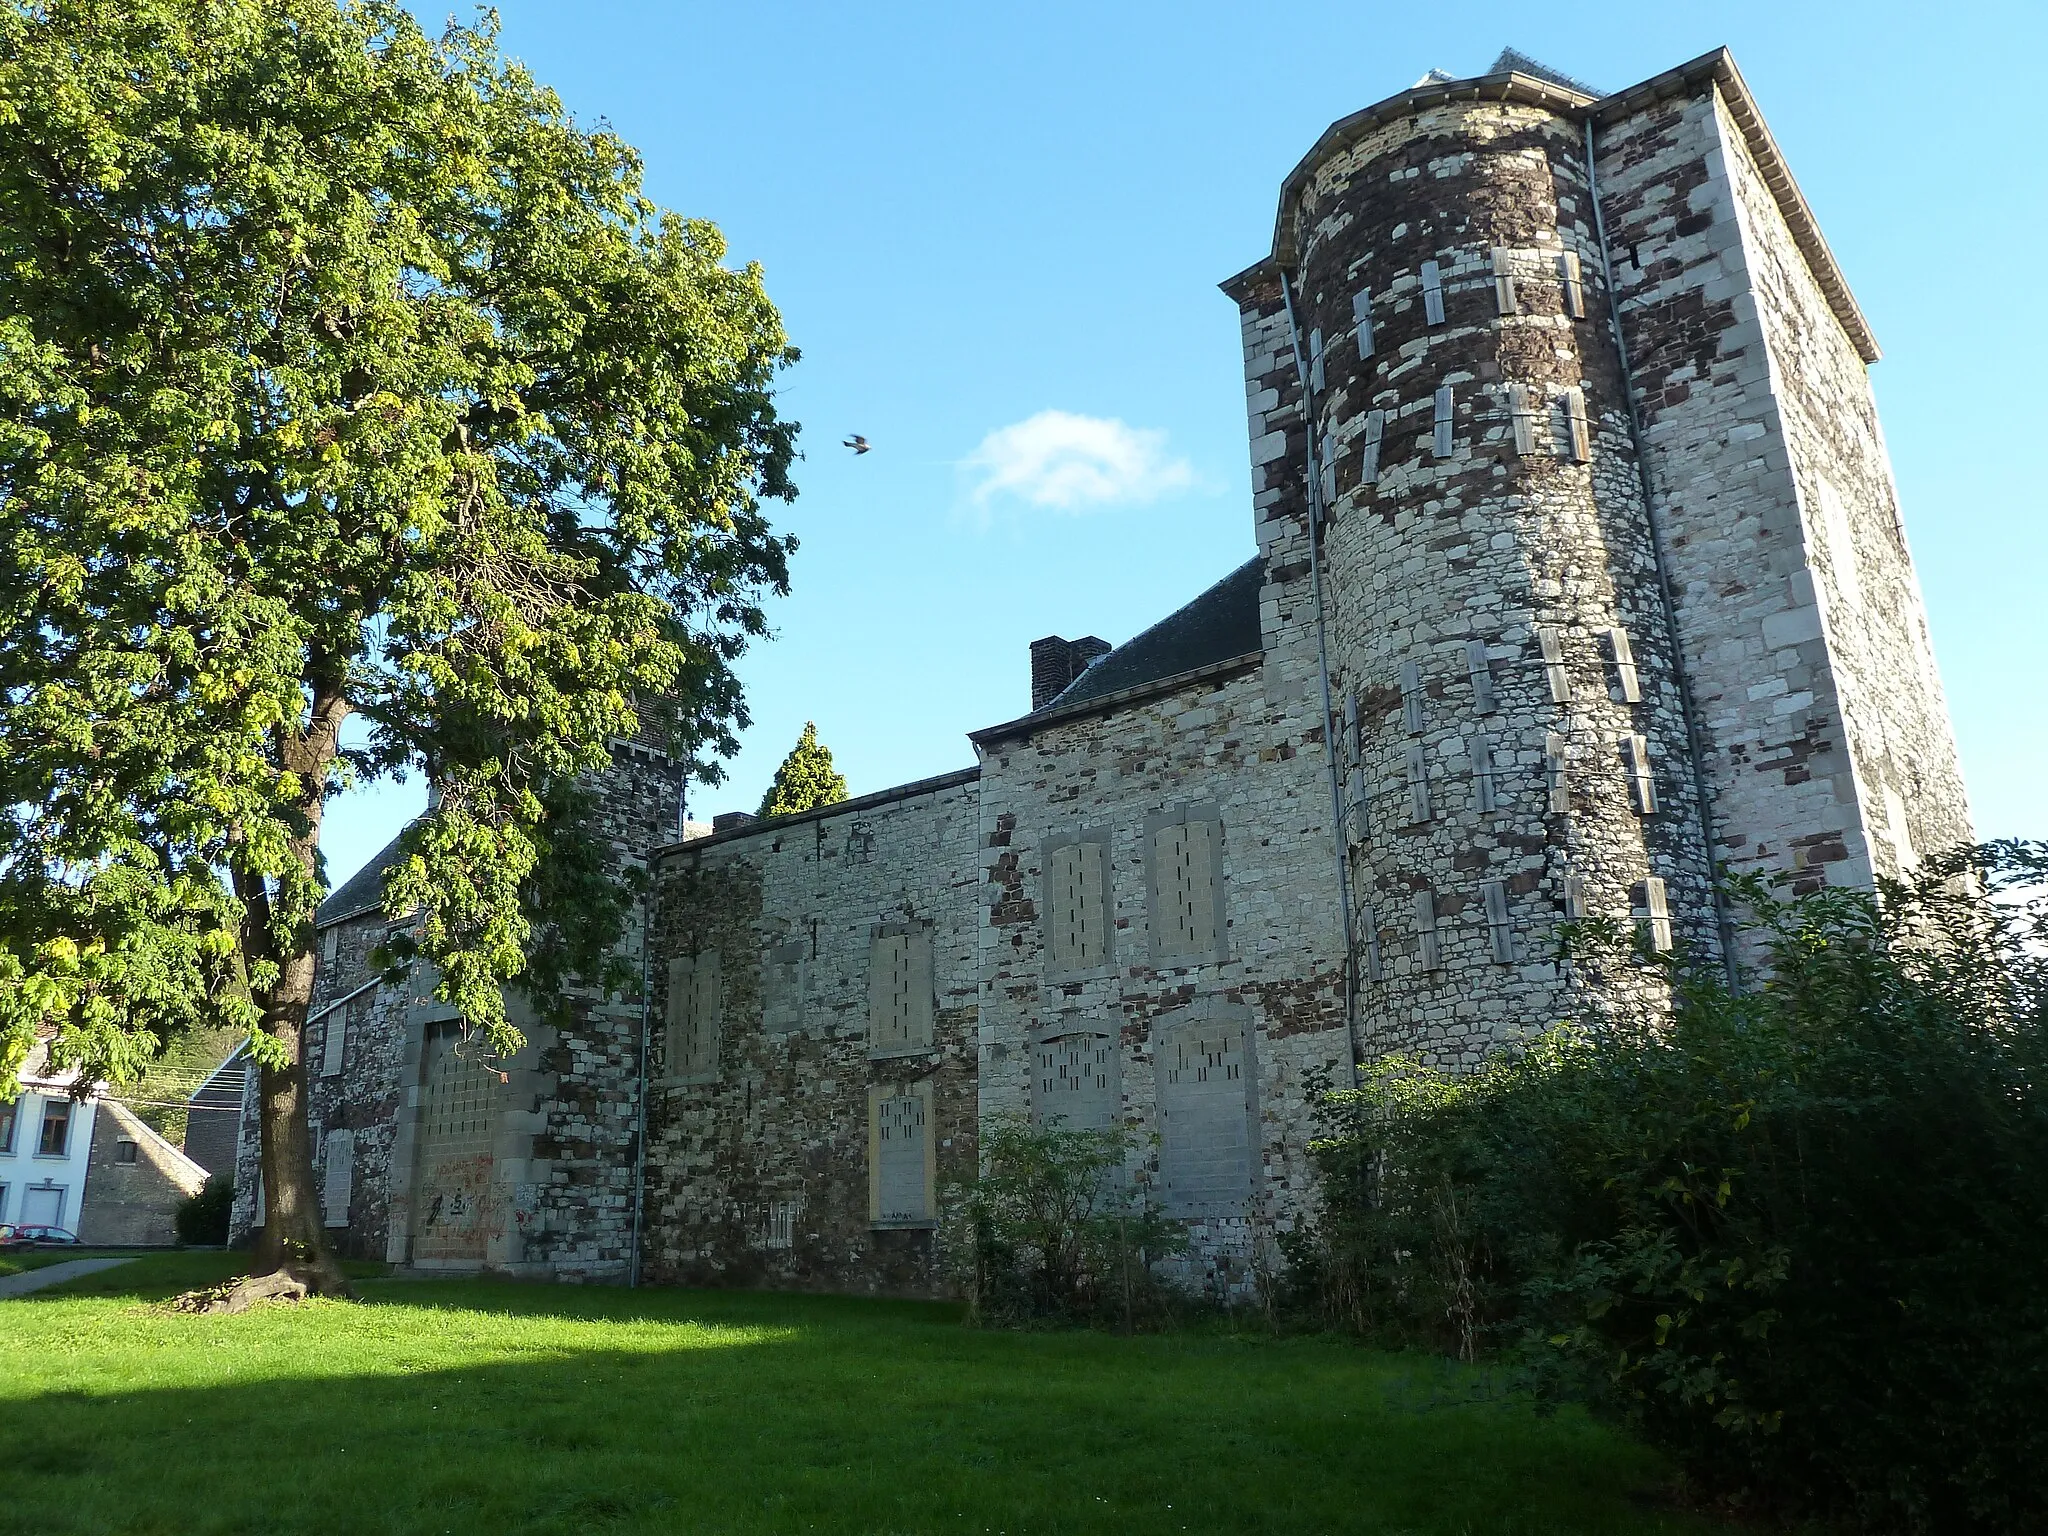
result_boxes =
[317,829,408,928]
[1045,556,1264,710]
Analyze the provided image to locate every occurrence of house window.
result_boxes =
[1043,833,1112,978]
[1033,1029,1117,1132]
[762,941,806,1035]
[869,1080,934,1226]
[36,1098,70,1158]
[1155,1007,1255,1218]
[1147,808,1225,965]
[0,1100,15,1153]
[665,950,723,1081]
[115,1139,139,1165]
[868,925,934,1058]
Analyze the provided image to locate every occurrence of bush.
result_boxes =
[175,1173,234,1247]
[948,1115,1184,1329]
[1293,843,2048,1531]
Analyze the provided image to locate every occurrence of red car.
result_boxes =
[0,1225,80,1248]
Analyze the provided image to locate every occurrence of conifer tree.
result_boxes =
[759,723,849,817]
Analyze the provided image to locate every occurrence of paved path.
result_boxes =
[0,1257,135,1297]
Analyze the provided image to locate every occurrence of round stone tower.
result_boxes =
[1233,80,1722,1067]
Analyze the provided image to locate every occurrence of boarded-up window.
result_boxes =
[1640,878,1673,952]
[1607,627,1643,703]
[1413,887,1441,972]
[1399,660,1425,735]
[1319,452,1336,511]
[1482,880,1513,964]
[1352,288,1376,358]
[1538,625,1572,703]
[1403,742,1432,823]
[1467,639,1497,714]
[1557,250,1585,318]
[1471,735,1498,813]
[1359,410,1385,485]
[1563,386,1591,462]
[1034,1029,1117,1131]
[1546,731,1571,813]
[1360,901,1384,983]
[666,950,722,1080]
[1509,383,1536,454]
[1148,809,1225,965]
[1156,1009,1255,1218]
[869,925,934,1057]
[1044,835,1112,976]
[321,927,339,965]
[1420,260,1445,325]
[762,941,806,1034]
[321,1129,353,1228]
[1491,247,1517,314]
[320,991,363,1079]
[1432,385,1454,458]
[869,1080,934,1225]
[1563,867,1587,920]
[1308,327,1325,393]
[1623,734,1658,814]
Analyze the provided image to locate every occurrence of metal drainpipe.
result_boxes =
[1279,270,1363,1089]
[1582,115,1741,992]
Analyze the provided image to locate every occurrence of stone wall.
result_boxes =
[643,769,982,1297]
[77,1099,206,1247]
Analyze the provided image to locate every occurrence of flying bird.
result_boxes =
[843,435,870,455]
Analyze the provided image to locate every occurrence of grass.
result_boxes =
[0,1247,135,1277]
[0,1253,1740,1536]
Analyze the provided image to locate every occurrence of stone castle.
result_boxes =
[230,47,1972,1296]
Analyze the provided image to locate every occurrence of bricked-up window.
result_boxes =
[1412,888,1441,972]
[1352,288,1376,358]
[1432,385,1454,458]
[1358,410,1385,486]
[666,950,723,1080]
[1557,250,1585,318]
[1606,626,1643,704]
[1491,247,1518,314]
[1482,880,1514,964]
[1537,625,1572,703]
[321,1128,353,1228]
[868,924,934,1058]
[1467,639,1497,714]
[868,1079,934,1225]
[36,1097,69,1157]
[1034,1029,1117,1131]
[1147,807,1226,966]
[1043,832,1112,979]
[1420,259,1445,325]
[1509,383,1536,455]
[1639,878,1674,952]
[1623,734,1658,814]
[1155,1006,1256,1218]
[1546,731,1571,813]
[762,941,806,1035]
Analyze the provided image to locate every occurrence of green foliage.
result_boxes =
[949,1114,1184,1328]
[175,1173,235,1247]
[0,0,798,1092]
[757,721,847,819]
[1292,843,2048,1531]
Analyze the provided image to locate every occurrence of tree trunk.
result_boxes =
[228,682,355,1303]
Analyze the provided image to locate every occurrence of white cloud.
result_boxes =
[963,410,1196,513]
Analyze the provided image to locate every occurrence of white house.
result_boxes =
[0,1062,98,1233]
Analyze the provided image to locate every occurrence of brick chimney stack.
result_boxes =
[1029,635,1111,710]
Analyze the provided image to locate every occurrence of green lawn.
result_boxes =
[0,1246,135,1277]
[0,1253,1736,1536]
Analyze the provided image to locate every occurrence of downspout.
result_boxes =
[1279,270,1363,1088]
[1583,115,1741,992]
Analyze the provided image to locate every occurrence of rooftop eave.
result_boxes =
[1223,48,1879,367]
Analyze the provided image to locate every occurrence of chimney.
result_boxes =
[1029,635,1112,710]
[711,811,758,835]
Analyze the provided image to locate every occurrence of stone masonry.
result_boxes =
[240,47,1971,1299]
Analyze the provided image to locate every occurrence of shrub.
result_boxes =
[1293,843,2048,1531]
[176,1173,235,1247]
[948,1115,1184,1329]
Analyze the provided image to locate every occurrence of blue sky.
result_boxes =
[326,0,2047,889]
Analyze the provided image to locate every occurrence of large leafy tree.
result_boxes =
[0,0,797,1296]
[757,721,847,818]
